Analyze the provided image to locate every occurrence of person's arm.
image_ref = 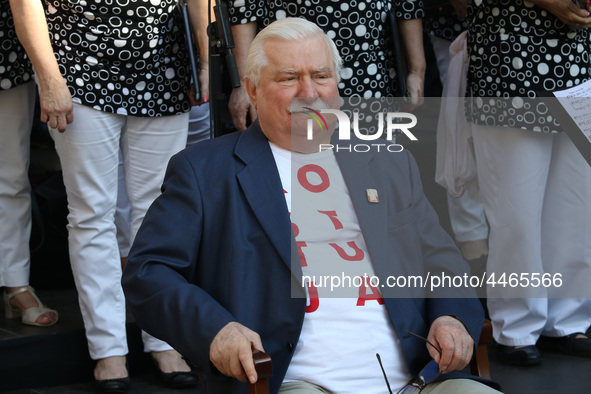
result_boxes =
[228,21,258,130]
[398,18,425,108]
[9,0,73,132]
[187,0,213,103]
[122,150,264,382]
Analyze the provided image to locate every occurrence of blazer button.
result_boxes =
[287,342,294,352]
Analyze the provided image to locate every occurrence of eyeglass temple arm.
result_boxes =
[376,353,393,394]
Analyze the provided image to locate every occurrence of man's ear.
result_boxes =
[245,78,257,110]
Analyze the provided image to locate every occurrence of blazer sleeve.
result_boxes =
[122,151,235,375]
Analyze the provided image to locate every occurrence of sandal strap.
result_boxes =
[21,305,57,323]
[5,285,36,301]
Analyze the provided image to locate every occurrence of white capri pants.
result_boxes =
[472,124,591,346]
[0,82,36,287]
[49,103,188,359]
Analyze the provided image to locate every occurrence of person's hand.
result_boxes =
[532,0,591,29]
[38,76,73,132]
[188,64,210,106]
[404,71,425,111]
[450,0,468,19]
[426,316,474,373]
[209,321,264,383]
[198,63,209,104]
[228,85,257,131]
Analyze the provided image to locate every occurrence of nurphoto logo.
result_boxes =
[305,108,418,153]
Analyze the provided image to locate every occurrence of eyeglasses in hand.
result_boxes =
[376,330,442,394]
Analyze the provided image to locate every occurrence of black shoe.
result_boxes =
[155,368,199,389]
[151,351,199,389]
[497,344,541,366]
[537,333,591,356]
[95,377,130,393]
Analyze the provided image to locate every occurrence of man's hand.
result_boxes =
[209,321,264,383]
[228,85,257,131]
[427,316,474,373]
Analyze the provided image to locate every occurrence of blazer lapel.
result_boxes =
[234,124,294,270]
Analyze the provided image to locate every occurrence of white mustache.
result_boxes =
[288,99,331,113]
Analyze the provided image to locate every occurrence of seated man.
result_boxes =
[122,17,501,394]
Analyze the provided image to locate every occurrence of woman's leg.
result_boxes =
[1,82,57,325]
[121,112,189,371]
[472,124,553,346]
[0,83,36,288]
[542,132,591,336]
[49,104,128,376]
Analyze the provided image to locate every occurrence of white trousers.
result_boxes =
[49,103,188,359]
[187,104,211,146]
[472,124,591,345]
[115,104,211,258]
[447,191,489,243]
[0,82,36,287]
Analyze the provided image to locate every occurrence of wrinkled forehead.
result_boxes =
[262,36,336,72]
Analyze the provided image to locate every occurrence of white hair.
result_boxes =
[245,17,343,87]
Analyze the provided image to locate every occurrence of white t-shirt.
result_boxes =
[270,142,411,393]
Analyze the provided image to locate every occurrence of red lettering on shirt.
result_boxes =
[297,241,308,267]
[291,221,300,237]
[297,164,330,193]
[306,282,319,313]
[357,276,384,306]
[329,241,365,261]
[318,210,343,230]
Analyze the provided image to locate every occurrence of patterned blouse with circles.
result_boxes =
[466,0,591,133]
[0,3,33,91]
[42,0,192,117]
[228,0,424,98]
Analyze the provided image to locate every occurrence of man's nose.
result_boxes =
[297,77,320,99]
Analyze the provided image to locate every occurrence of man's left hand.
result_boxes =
[427,316,474,373]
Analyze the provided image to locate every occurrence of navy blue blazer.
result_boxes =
[122,122,494,393]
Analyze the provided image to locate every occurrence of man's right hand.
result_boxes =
[209,321,264,384]
[229,85,257,131]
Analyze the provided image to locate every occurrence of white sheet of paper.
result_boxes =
[552,80,591,144]
[549,79,591,166]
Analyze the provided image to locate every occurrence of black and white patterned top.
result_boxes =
[43,0,191,117]
[228,0,424,97]
[466,0,591,133]
[0,2,33,91]
[424,11,467,42]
